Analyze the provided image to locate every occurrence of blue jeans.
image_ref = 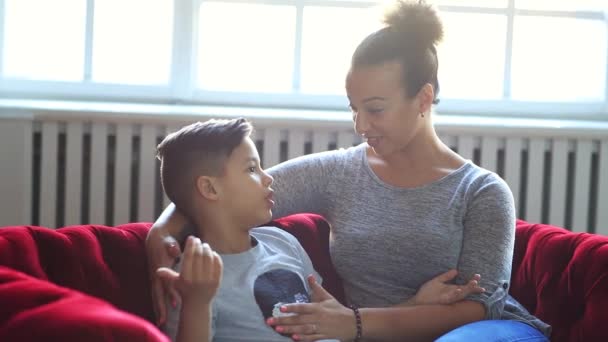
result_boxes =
[436,320,549,341]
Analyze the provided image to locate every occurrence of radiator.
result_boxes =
[26,120,361,229]
[1,116,607,235]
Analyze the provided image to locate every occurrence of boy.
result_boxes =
[154,119,483,342]
[156,118,327,342]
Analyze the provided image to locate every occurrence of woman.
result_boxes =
[147,1,550,340]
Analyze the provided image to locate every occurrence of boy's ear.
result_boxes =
[196,175,219,200]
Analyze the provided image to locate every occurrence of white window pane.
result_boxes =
[92,0,173,85]
[435,0,507,8]
[511,17,606,102]
[3,0,85,81]
[197,3,295,93]
[438,13,507,99]
[515,0,606,11]
[300,7,381,95]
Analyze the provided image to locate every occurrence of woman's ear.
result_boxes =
[416,83,434,114]
[196,175,219,200]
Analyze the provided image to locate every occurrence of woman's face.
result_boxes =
[345,61,427,158]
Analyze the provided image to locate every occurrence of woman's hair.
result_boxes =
[156,118,253,221]
[352,0,443,104]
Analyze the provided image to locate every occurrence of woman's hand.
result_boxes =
[156,236,223,306]
[266,275,356,341]
[410,270,485,306]
[145,222,183,326]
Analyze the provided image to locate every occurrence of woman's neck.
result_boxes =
[367,127,465,188]
[384,126,456,169]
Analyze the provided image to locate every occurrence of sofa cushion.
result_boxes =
[511,220,608,342]
[0,223,156,322]
[0,266,168,342]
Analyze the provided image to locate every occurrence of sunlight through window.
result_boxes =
[511,16,606,101]
[92,0,173,85]
[434,0,507,8]
[197,2,295,93]
[515,0,606,11]
[4,0,85,81]
[438,12,507,99]
[300,6,381,95]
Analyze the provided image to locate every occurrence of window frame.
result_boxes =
[0,0,606,119]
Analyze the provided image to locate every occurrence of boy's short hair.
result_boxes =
[156,118,253,221]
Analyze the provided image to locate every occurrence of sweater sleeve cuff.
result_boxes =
[465,280,510,320]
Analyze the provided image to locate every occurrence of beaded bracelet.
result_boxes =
[349,304,362,342]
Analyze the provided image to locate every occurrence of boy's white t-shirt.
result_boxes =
[165,227,336,342]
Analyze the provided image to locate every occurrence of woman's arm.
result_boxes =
[360,174,515,340]
[361,174,515,340]
[267,150,341,219]
[152,203,191,239]
[401,270,484,307]
[270,267,487,340]
[147,203,191,326]
[270,281,486,341]
[454,173,516,319]
[358,301,485,341]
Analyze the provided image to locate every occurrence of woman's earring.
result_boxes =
[420,112,425,118]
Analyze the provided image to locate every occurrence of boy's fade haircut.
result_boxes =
[156,118,253,221]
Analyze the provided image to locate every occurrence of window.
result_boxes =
[0,0,606,118]
[3,0,87,82]
[196,2,296,93]
[91,0,173,85]
[438,11,508,100]
[511,16,606,102]
[434,0,607,116]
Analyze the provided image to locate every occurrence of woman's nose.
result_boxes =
[354,112,369,136]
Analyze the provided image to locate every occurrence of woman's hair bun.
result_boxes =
[383,0,443,48]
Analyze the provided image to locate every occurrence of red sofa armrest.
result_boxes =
[511,219,608,342]
[0,266,168,342]
[0,223,156,322]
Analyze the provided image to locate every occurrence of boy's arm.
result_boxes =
[156,237,222,342]
[177,302,213,342]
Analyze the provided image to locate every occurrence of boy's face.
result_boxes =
[216,136,274,229]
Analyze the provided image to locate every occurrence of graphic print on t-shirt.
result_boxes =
[253,268,310,326]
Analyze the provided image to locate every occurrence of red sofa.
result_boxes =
[1,214,607,341]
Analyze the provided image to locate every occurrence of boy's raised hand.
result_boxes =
[156,236,223,307]
[410,269,485,306]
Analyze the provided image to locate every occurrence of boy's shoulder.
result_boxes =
[251,226,298,242]
[251,226,303,252]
